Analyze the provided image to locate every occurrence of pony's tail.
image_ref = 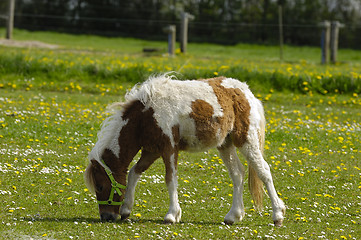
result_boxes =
[248,100,265,212]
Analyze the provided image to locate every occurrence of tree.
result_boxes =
[9,0,361,48]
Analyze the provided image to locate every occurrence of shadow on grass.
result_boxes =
[22,216,225,226]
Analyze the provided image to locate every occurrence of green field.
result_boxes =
[1,29,361,95]
[1,30,361,239]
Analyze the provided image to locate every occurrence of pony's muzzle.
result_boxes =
[100,212,118,222]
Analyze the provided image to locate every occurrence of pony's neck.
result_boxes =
[102,100,145,182]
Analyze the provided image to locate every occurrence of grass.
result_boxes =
[0,29,361,239]
[0,29,361,94]
[1,88,360,239]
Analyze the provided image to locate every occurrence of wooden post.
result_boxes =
[163,25,176,56]
[180,12,194,54]
[330,21,344,64]
[278,4,284,61]
[6,0,15,40]
[319,21,330,64]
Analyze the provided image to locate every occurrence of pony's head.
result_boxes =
[84,159,126,222]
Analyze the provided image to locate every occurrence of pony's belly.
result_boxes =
[179,138,219,152]
[179,126,226,152]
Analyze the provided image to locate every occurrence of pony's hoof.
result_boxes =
[274,219,283,227]
[120,214,130,221]
[163,219,175,224]
[164,209,181,224]
[224,220,234,225]
[164,214,176,224]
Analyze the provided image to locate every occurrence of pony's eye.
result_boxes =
[96,185,103,193]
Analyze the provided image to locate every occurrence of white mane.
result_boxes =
[125,73,175,106]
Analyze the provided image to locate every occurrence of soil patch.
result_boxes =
[0,39,58,49]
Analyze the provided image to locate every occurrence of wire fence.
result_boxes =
[1,3,361,49]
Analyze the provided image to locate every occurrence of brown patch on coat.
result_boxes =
[133,150,160,175]
[117,100,178,179]
[86,101,161,197]
[198,77,251,148]
[139,106,173,154]
[104,100,144,179]
[189,99,231,147]
[130,101,179,185]
[137,105,180,185]
[87,99,181,206]
[84,100,147,213]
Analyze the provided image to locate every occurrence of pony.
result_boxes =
[84,74,286,226]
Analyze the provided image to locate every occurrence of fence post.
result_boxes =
[319,21,330,64]
[6,0,15,40]
[163,25,176,56]
[180,12,194,54]
[330,21,344,64]
[278,4,284,61]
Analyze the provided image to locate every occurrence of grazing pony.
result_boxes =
[84,74,286,226]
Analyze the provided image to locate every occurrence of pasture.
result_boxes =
[1,29,361,239]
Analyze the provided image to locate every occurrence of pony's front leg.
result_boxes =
[163,152,182,224]
[120,151,159,220]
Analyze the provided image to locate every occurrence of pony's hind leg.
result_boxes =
[241,142,286,226]
[120,150,160,220]
[218,142,246,225]
[162,151,182,224]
